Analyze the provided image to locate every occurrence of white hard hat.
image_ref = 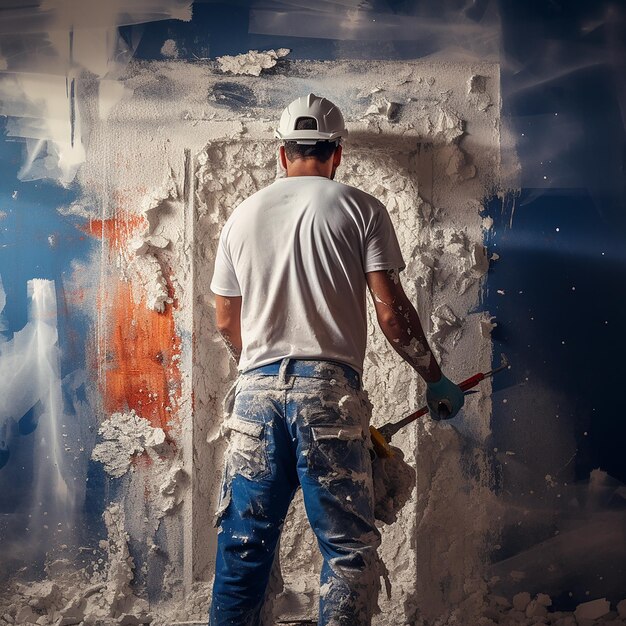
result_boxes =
[275,93,348,145]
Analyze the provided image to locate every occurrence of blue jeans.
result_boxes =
[209,359,382,626]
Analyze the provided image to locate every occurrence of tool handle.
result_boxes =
[437,400,452,420]
[380,372,487,440]
[370,426,394,458]
[459,373,485,391]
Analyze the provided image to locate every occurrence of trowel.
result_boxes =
[370,354,509,458]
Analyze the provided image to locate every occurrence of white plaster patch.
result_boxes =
[216,48,290,76]
[430,304,464,356]
[158,464,188,514]
[40,55,504,625]
[91,410,166,478]
[160,39,179,59]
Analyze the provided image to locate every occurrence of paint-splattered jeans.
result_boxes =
[208,359,382,626]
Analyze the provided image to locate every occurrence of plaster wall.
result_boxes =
[0,56,503,626]
[188,58,501,623]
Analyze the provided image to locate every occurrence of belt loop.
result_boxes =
[277,358,292,389]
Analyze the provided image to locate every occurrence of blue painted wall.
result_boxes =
[0,118,106,575]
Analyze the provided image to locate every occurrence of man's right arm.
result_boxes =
[366,269,464,419]
[215,294,242,365]
[366,269,441,381]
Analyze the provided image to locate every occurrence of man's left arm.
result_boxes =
[215,295,242,364]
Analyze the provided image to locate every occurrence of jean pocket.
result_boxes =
[308,424,367,477]
[224,416,269,480]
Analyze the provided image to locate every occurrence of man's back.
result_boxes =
[210,175,403,373]
[209,94,464,626]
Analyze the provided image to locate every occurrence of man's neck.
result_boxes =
[286,159,332,179]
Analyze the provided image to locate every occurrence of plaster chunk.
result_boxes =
[363,98,402,121]
[480,314,497,338]
[19,581,62,611]
[15,607,37,624]
[512,592,532,611]
[525,598,548,618]
[91,410,167,478]
[432,107,464,143]
[160,39,179,59]
[158,465,188,514]
[536,593,552,606]
[468,75,492,111]
[444,144,476,182]
[574,598,610,621]
[216,49,290,76]
[430,304,464,354]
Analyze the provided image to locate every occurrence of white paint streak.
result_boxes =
[0,0,192,183]
[0,278,81,548]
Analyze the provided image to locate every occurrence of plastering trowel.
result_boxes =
[370,355,509,458]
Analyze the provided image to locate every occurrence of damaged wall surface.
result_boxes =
[191,59,500,624]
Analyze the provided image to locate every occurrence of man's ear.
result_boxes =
[333,144,343,168]
[279,145,288,171]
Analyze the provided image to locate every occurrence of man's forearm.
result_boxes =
[215,295,243,365]
[378,307,441,382]
[218,329,242,365]
[369,270,441,383]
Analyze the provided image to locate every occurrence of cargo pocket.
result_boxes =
[224,416,269,481]
[308,424,367,478]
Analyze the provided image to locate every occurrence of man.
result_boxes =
[209,93,464,626]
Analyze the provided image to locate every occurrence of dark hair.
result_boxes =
[283,116,338,163]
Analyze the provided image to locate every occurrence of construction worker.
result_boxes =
[209,93,464,626]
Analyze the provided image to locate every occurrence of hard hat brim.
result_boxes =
[274,129,348,143]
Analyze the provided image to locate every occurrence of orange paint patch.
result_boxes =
[82,214,146,251]
[85,212,181,433]
[104,278,181,431]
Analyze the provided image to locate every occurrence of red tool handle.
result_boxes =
[380,372,489,439]
[373,357,508,455]
[459,372,485,391]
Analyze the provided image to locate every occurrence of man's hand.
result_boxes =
[425,374,464,420]
[215,295,243,364]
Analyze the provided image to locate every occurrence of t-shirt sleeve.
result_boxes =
[363,202,406,273]
[210,230,242,297]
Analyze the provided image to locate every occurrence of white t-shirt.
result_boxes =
[210,175,405,374]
